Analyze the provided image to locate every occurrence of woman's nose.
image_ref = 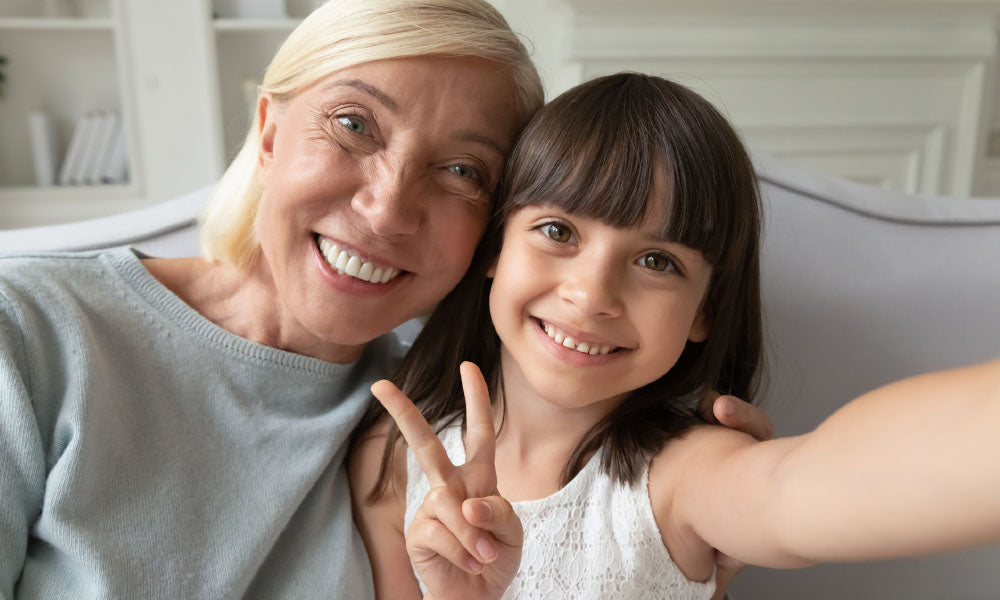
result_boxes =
[351,161,421,237]
[558,257,625,319]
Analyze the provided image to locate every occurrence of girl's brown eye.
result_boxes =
[543,223,571,243]
[639,253,674,272]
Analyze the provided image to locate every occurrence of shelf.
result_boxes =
[213,18,300,32]
[0,17,114,31]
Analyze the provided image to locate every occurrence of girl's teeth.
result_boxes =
[318,236,400,284]
[543,321,616,356]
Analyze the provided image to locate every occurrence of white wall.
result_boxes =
[499,0,1000,198]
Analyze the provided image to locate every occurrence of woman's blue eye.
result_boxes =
[639,253,674,272]
[337,116,366,134]
[543,223,572,243]
[448,164,479,180]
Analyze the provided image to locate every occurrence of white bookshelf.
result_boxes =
[0,0,223,229]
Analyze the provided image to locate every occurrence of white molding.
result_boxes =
[571,22,998,61]
[745,124,947,195]
[554,0,1000,199]
[564,0,1000,26]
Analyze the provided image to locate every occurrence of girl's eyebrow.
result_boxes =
[325,79,399,112]
[639,231,675,244]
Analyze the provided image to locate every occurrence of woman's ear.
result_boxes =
[257,94,278,175]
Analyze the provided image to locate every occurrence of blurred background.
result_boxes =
[1,0,999,228]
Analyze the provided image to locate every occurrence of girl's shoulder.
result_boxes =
[349,415,409,516]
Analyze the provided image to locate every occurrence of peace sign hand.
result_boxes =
[371,362,522,600]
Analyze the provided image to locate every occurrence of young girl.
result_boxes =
[348,73,1000,600]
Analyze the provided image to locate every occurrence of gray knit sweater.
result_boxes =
[0,248,401,599]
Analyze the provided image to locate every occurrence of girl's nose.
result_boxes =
[557,257,625,319]
[351,161,421,237]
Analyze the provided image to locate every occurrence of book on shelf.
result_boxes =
[82,112,118,185]
[101,121,129,184]
[56,112,92,186]
[55,110,130,187]
[28,111,61,187]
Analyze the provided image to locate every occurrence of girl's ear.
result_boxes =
[688,309,711,343]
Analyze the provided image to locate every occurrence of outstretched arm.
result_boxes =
[670,359,1000,568]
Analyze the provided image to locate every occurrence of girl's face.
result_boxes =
[488,196,713,413]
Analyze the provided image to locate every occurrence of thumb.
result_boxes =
[463,495,523,548]
[713,395,775,441]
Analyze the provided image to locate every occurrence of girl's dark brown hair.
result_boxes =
[355,72,763,498]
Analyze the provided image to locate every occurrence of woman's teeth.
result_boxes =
[543,323,615,356]
[318,236,400,283]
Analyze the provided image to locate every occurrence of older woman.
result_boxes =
[0,1,767,598]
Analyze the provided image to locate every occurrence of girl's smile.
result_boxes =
[531,317,628,367]
[488,201,713,411]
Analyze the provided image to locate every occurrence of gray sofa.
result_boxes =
[1,155,998,599]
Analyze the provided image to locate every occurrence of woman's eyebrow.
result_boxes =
[326,79,399,112]
[454,130,505,158]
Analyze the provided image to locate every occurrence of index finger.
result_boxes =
[460,362,496,466]
[371,379,454,485]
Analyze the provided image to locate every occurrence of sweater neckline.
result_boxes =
[103,247,365,380]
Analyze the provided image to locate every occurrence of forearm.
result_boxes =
[770,359,1000,563]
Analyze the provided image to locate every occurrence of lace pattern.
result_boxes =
[404,426,716,600]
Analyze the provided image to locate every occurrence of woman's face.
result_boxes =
[254,56,523,362]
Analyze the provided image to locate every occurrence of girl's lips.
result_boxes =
[538,318,619,355]
[531,318,627,367]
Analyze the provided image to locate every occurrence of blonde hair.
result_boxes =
[200,0,544,267]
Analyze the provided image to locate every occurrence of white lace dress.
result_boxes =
[404,425,716,600]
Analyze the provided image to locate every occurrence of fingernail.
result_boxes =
[477,538,498,562]
[471,500,492,522]
[720,397,734,418]
[466,557,484,574]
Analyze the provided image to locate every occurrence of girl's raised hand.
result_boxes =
[371,362,522,600]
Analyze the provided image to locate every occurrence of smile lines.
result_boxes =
[542,321,617,356]
[317,236,401,284]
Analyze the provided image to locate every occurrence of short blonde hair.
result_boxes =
[200,0,544,267]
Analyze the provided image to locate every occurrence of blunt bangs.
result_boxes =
[498,72,760,272]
